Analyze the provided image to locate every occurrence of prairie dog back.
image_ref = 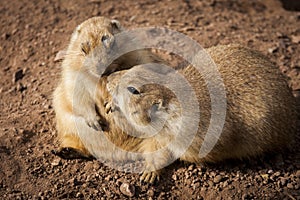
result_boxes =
[107,44,297,165]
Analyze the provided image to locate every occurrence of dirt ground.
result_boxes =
[0,0,300,199]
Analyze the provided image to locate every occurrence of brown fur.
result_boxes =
[98,44,298,182]
[53,17,297,183]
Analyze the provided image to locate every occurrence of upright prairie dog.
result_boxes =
[52,16,162,159]
[102,44,298,182]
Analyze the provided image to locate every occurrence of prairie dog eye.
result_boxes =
[111,19,123,33]
[101,35,110,48]
[127,86,140,95]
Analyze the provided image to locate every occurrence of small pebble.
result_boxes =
[147,189,154,197]
[223,181,228,188]
[208,180,214,187]
[268,46,278,54]
[188,165,194,171]
[76,192,83,198]
[291,35,300,43]
[261,174,269,180]
[274,172,281,177]
[213,175,222,183]
[120,182,135,197]
[172,174,177,181]
[286,183,294,189]
[296,170,300,178]
[51,158,61,166]
[280,177,287,186]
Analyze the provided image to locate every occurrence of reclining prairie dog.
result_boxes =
[104,44,298,183]
[52,16,162,159]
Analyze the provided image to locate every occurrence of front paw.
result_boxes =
[104,101,112,114]
[85,114,103,131]
[51,147,94,160]
[140,170,160,184]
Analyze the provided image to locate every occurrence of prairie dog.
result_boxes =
[52,16,162,159]
[103,44,297,182]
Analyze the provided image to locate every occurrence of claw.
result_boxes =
[104,101,112,114]
[140,171,160,184]
[85,116,103,131]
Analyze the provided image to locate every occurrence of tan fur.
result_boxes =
[53,18,297,183]
[53,16,162,158]
[98,44,298,182]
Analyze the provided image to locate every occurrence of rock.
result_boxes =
[158,192,165,198]
[51,158,61,166]
[292,90,300,98]
[280,177,287,186]
[286,183,294,189]
[129,15,136,22]
[213,175,222,183]
[208,180,214,187]
[68,178,76,186]
[120,182,135,197]
[12,28,18,35]
[147,189,154,197]
[104,175,111,181]
[296,170,300,178]
[188,165,194,171]
[261,174,269,180]
[274,171,281,177]
[268,46,278,54]
[223,180,228,188]
[291,35,300,43]
[172,174,178,181]
[76,192,83,198]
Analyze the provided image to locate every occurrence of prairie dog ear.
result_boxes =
[70,24,82,43]
[111,19,124,33]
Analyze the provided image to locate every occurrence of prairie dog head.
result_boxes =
[64,17,124,75]
[70,16,123,55]
[107,65,181,137]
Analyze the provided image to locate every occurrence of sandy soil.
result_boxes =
[0,0,299,199]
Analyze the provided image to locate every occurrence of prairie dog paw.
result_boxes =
[85,114,103,131]
[51,147,94,160]
[140,171,160,184]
